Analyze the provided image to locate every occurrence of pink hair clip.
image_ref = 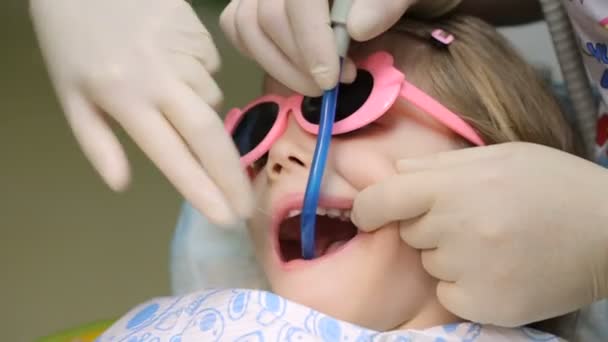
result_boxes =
[431,29,454,46]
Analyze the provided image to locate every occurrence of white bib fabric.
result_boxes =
[98,288,563,342]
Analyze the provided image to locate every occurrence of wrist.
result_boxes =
[599,201,608,300]
[409,0,463,18]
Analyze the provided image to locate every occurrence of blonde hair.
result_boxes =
[351,15,578,154]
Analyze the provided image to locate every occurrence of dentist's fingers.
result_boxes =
[257,0,365,84]
[221,0,356,92]
[395,145,512,173]
[399,216,441,250]
[117,103,237,225]
[170,53,223,108]
[340,58,357,84]
[220,0,252,57]
[285,0,340,90]
[235,0,322,96]
[257,0,306,69]
[160,81,253,219]
[171,2,222,73]
[63,92,130,191]
[420,248,461,282]
[256,0,356,84]
[347,0,416,41]
[435,282,483,323]
[351,172,437,232]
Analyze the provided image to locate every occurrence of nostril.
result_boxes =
[269,155,306,176]
[288,156,305,167]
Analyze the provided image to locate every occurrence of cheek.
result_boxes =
[333,143,396,190]
[374,227,437,310]
[248,178,273,265]
[330,121,461,190]
[386,121,463,160]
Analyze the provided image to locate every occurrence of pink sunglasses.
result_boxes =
[225,51,485,168]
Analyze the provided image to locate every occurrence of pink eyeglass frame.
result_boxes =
[224,51,485,167]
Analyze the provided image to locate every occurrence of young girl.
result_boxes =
[100,16,576,341]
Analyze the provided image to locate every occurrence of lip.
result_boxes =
[270,193,362,270]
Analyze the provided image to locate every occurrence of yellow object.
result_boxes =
[36,320,114,342]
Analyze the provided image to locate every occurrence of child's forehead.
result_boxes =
[262,75,294,96]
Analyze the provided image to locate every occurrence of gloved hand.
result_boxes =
[30,0,252,224]
[219,0,462,95]
[351,142,608,326]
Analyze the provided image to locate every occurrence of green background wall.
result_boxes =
[0,1,261,341]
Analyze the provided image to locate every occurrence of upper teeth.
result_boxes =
[287,209,301,218]
[287,208,351,221]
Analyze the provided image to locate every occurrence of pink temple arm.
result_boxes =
[399,81,485,146]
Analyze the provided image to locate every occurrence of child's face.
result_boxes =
[247,71,462,330]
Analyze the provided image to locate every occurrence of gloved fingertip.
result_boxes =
[206,86,224,111]
[303,86,324,97]
[350,204,368,232]
[310,64,340,91]
[205,50,222,75]
[206,202,239,227]
[103,167,131,192]
[398,224,421,247]
[351,189,388,232]
[350,211,360,228]
[347,10,384,41]
[340,59,357,84]
[95,151,131,192]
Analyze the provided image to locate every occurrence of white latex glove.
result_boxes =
[30,0,252,224]
[351,142,608,326]
[219,0,461,95]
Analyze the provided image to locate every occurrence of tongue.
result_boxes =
[278,214,358,261]
[314,215,357,256]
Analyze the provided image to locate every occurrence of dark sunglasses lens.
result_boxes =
[301,69,374,124]
[232,102,279,156]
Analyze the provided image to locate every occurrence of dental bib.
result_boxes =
[99,288,563,342]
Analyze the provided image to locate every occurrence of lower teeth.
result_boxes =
[326,240,347,254]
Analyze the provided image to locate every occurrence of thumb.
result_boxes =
[351,172,436,232]
[347,0,416,41]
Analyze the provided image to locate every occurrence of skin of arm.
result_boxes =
[454,0,543,26]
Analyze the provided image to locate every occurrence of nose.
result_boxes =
[265,120,313,181]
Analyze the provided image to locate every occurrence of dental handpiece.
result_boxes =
[330,0,352,60]
[301,0,352,260]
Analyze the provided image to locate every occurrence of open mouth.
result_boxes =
[277,208,358,262]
